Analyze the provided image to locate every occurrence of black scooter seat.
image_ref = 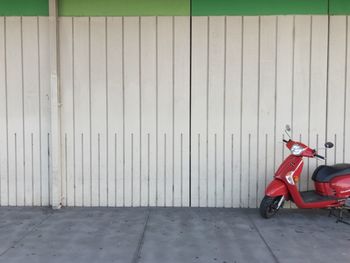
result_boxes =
[312,164,350,183]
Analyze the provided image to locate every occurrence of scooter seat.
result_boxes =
[312,163,350,182]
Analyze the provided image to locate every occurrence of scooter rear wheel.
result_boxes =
[260,196,282,219]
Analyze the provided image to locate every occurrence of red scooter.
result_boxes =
[260,125,350,219]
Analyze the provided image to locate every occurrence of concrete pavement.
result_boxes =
[0,207,349,263]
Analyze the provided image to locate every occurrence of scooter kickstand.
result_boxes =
[336,209,343,223]
[335,208,350,225]
[328,208,334,217]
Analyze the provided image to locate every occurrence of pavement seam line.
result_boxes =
[247,212,280,263]
[0,212,53,257]
[131,209,151,263]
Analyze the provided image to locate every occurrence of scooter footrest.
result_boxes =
[300,191,337,203]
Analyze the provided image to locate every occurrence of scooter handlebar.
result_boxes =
[283,139,289,143]
[314,154,325,160]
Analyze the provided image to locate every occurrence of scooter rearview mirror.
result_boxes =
[324,142,334,149]
[284,124,292,139]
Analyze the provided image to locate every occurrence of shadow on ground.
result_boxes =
[0,207,349,263]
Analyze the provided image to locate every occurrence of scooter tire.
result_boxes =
[260,196,281,219]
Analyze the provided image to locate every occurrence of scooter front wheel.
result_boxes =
[260,196,282,219]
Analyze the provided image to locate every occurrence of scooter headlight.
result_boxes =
[290,144,305,156]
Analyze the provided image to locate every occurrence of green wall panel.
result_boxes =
[0,0,48,16]
[59,0,190,16]
[192,0,329,16]
[329,0,350,15]
[1,0,349,18]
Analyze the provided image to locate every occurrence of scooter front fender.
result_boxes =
[265,179,289,199]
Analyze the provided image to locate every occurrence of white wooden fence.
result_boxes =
[0,15,349,207]
[0,17,51,206]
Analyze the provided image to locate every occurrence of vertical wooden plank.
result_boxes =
[257,16,277,206]
[207,16,225,207]
[22,17,40,206]
[6,17,24,206]
[191,16,208,207]
[124,17,140,207]
[345,16,350,162]
[106,17,123,207]
[140,16,157,206]
[328,16,346,164]
[275,16,294,174]
[73,17,90,206]
[59,17,74,207]
[90,17,107,206]
[157,16,173,207]
[274,16,294,208]
[241,16,259,208]
[292,16,311,192]
[0,17,8,205]
[38,17,50,206]
[224,16,243,208]
[309,16,328,189]
[49,0,62,208]
[173,16,190,207]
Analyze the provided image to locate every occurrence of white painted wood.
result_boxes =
[257,16,277,206]
[191,15,334,208]
[307,16,328,190]
[207,17,225,207]
[59,17,74,207]
[157,16,174,207]
[0,17,8,205]
[345,17,350,162]
[274,16,294,173]
[106,17,123,207]
[90,17,108,207]
[72,17,90,207]
[124,17,141,207]
[4,14,350,208]
[173,16,190,207]
[328,16,347,165]
[191,16,209,207]
[273,16,295,208]
[241,16,259,208]
[6,17,25,206]
[22,17,41,206]
[140,16,157,206]
[49,0,62,208]
[59,16,191,208]
[38,17,51,206]
[0,17,51,207]
[292,16,312,192]
[224,16,243,208]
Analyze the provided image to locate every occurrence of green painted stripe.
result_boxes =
[1,0,348,17]
[329,0,350,15]
[59,0,190,16]
[192,0,329,16]
[0,0,48,16]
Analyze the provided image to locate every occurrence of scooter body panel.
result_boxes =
[314,182,335,196]
[330,175,350,198]
[265,179,289,199]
